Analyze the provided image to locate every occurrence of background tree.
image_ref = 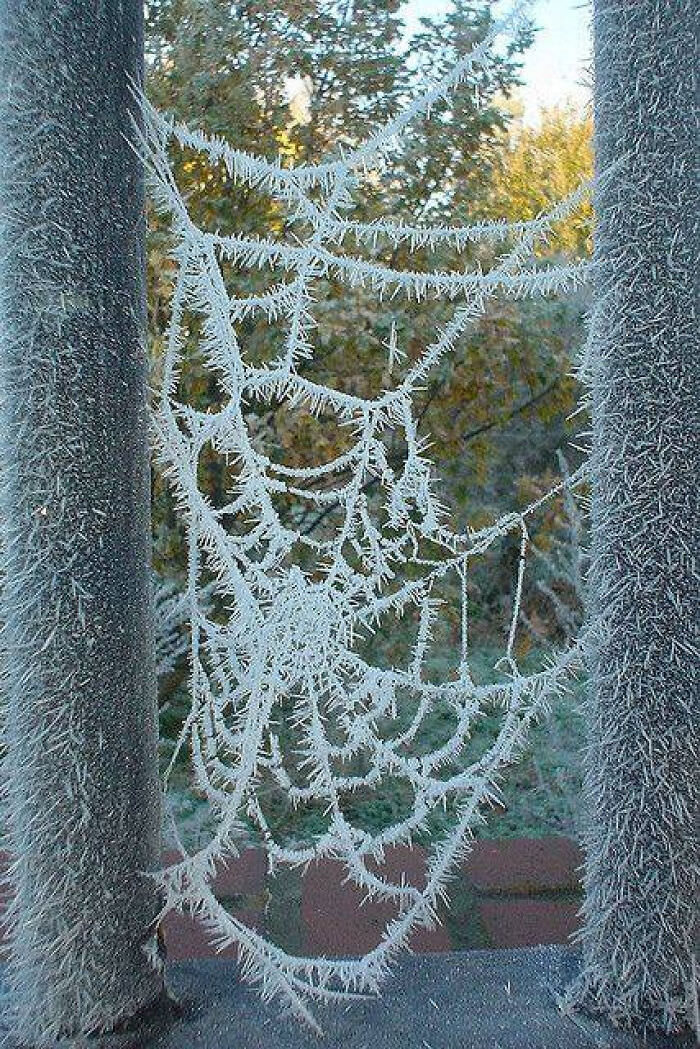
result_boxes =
[486,104,593,258]
[0,1,165,1042]
[144,1,589,624]
[145,2,598,857]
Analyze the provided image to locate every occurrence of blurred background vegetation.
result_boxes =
[144,0,593,845]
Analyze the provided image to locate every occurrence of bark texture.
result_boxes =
[0,1,164,1042]
[569,0,699,1034]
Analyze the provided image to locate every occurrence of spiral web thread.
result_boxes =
[139,2,597,1027]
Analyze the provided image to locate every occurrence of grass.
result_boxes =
[162,643,586,853]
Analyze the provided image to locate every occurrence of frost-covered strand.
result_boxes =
[0,2,165,1044]
[204,228,590,302]
[566,0,700,1035]
[144,0,599,1030]
[141,93,597,258]
[152,180,598,441]
[155,640,582,1023]
[315,179,594,250]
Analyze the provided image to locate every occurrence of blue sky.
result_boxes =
[403,0,592,124]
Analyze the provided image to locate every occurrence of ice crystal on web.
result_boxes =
[137,1,600,1025]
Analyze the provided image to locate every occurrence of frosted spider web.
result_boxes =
[138,1,600,1026]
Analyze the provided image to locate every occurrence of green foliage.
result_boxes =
[145,0,538,569]
[165,644,586,851]
[485,104,594,257]
[146,3,593,745]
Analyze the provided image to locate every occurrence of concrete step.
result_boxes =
[146,946,695,1049]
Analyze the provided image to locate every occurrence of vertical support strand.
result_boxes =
[459,557,470,674]
[506,519,528,663]
[569,0,699,1034]
[0,1,165,1042]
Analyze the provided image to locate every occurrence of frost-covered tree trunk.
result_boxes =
[572,0,699,1034]
[0,1,165,1043]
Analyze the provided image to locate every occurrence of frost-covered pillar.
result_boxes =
[571,0,699,1034]
[0,1,165,1043]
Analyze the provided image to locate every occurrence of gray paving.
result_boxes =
[1,947,695,1047]
[148,947,692,1049]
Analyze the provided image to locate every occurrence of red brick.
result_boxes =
[162,911,234,961]
[478,898,581,949]
[464,837,583,896]
[211,849,266,899]
[161,906,261,961]
[301,853,450,957]
[158,850,267,961]
[368,844,430,890]
[161,848,266,899]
